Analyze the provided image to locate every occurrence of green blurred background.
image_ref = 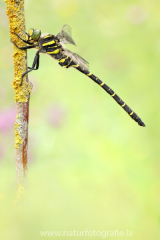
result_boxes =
[0,0,160,239]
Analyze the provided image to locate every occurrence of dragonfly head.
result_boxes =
[27,29,41,42]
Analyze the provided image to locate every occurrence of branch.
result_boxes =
[4,0,32,205]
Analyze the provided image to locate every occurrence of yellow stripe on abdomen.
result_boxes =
[87,72,92,76]
[59,58,66,63]
[72,64,79,68]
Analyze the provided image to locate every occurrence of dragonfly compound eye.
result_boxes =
[31,30,41,41]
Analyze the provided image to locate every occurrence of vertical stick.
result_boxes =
[4,0,32,204]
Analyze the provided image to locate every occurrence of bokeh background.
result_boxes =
[0,0,160,239]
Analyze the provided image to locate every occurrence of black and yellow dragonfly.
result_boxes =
[11,25,145,127]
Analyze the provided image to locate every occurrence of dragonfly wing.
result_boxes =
[63,49,89,70]
[57,25,76,46]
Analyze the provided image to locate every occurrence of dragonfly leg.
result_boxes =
[20,51,40,86]
[10,32,32,45]
[11,40,36,50]
[28,53,40,70]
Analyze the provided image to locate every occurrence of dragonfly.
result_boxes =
[11,25,145,127]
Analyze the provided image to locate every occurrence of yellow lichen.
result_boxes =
[4,0,32,149]
[5,0,32,103]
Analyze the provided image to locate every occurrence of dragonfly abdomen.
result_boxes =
[67,63,145,127]
[58,56,73,67]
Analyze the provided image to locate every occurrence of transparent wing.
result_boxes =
[57,25,76,46]
[63,49,89,70]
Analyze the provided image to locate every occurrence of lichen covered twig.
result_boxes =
[4,0,32,204]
